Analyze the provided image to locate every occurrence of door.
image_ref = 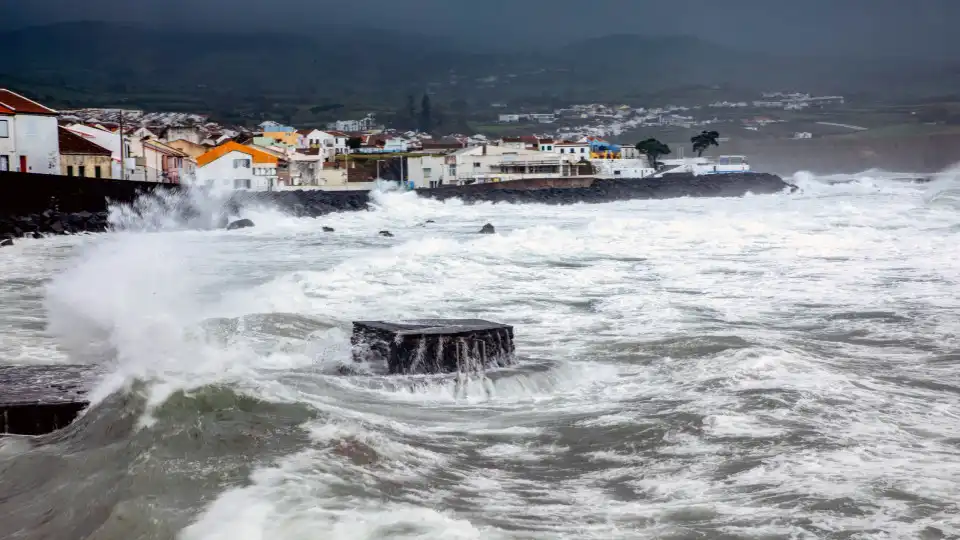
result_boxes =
[19,156,27,173]
[0,156,8,171]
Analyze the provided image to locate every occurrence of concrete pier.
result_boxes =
[351,320,516,375]
[0,365,93,435]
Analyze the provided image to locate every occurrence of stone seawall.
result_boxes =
[0,171,793,241]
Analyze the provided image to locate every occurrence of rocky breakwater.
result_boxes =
[419,173,795,206]
[239,173,793,217]
[1,210,109,242]
[0,173,793,243]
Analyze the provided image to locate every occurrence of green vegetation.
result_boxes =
[635,139,672,169]
[691,130,720,156]
[4,22,960,129]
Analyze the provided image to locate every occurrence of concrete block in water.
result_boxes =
[351,320,515,375]
[0,365,93,435]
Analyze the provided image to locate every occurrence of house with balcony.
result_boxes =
[141,139,192,183]
[407,144,585,188]
[0,89,60,174]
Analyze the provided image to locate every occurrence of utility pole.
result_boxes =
[118,109,127,180]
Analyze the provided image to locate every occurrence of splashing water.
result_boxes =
[2,168,960,538]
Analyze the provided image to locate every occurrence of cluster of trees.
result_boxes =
[395,94,435,134]
[634,130,720,169]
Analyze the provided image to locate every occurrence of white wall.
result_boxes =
[164,126,201,144]
[406,155,449,188]
[13,115,59,174]
[0,116,15,170]
[556,145,591,161]
[593,158,654,179]
[195,150,276,191]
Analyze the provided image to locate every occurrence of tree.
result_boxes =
[419,93,432,134]
[691,130,720,157]
[398,94,416,131]
[635,138,671,169]
[346,137,363,151]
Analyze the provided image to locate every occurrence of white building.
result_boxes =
[65,123,128,178]
[554,142,591,161]
[329,115,375,133]
[620,145,641,159]
[407,144,584,188]
[0,89,60,174]
[593,159,654,179]
[195,141,281,191]
[303,129,350,157]
[163,125,204,145]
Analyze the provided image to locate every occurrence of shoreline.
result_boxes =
[1,172,794,242]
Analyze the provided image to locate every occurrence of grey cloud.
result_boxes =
[4,0,957,59]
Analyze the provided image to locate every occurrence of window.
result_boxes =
[0,120,8,138]
[233,159,251,168]
[580,148,585,153]
[94,166,102,178]
[473,162,481,168]
[234,178,251,189]
[67,165,74,176]
[78,166,85,177]
[423,167,432,178]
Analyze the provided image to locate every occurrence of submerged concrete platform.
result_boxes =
[351,320,516,375]
[0,365,93,435]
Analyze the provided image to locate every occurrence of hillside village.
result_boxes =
[1,87,843,191]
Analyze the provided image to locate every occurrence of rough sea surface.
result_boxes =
[2,169,960,539]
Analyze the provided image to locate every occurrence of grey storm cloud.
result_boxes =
[4,0,958,58]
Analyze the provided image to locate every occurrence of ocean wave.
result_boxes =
[3,166,960,538]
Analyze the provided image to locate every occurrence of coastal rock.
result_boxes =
[226,219,255,230]
[479,223,496,234]
[351,320,516,375]
[379,230,394,237]
[1,238,13,247]
[0,171,795,240]
[323,226,335,232]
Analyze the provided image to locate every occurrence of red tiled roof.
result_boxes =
[0,89,58,116]
[58,127,112,155]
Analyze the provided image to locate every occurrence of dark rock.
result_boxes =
[425,219,435,224]
[479,223,496,234]
[323,226,335,232]
[226,218,255,230]
[0,171,794,240]
[0,238,13,247]
[0,364,95,435]
[379,230,394,237]
[32,232,43,239]
[351,320,516,375]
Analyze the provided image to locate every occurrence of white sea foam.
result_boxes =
[4,169,960,538]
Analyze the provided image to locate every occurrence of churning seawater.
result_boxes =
[2,169,960,539]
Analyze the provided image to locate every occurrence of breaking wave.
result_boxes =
[3,165,960,538]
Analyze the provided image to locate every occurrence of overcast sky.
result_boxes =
[4,0,957,58]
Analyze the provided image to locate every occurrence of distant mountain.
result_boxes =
[1,22,957,126]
